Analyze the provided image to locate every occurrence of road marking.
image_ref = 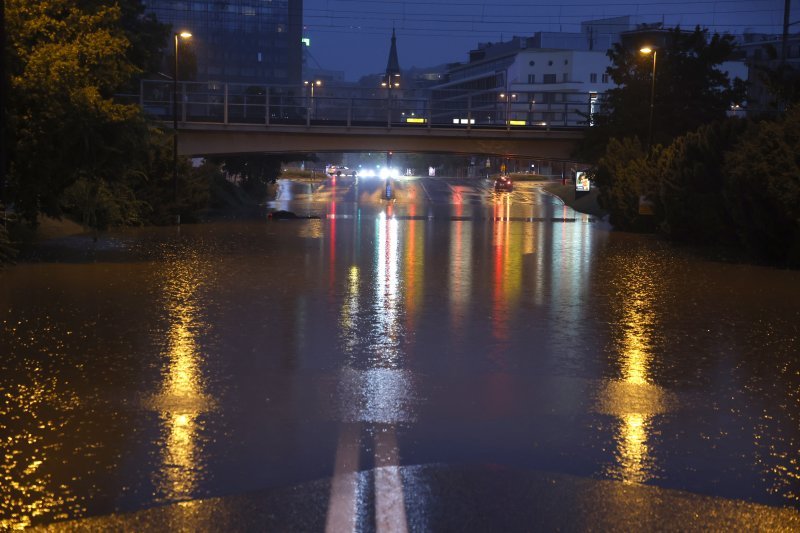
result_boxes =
[374,426,408,533]
[325,423,362,533]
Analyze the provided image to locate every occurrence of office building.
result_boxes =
[142,0,303,86]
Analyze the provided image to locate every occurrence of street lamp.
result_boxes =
[499,92,517,124]
[640,46,657,150]
[304,80,322,118]
[381,74,400,123]
[173,31,192,204]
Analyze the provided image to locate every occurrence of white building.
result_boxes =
[430,38,613,127]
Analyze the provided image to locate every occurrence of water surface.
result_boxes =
[1,177,798,528]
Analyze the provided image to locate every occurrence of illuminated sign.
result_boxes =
[576,171,591,192]
[508,120,526,126]
[452,118,476,124]
[406,117,427,124]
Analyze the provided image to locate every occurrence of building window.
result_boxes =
[562,73,569,82]
[602,73,609,83]
[548,60,553,66]
[528,74,536,84]
[529,60,535,66]
[564,59,569,65]
[590,73,597,83]
[543,73,556,84]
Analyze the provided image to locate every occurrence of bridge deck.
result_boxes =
[176,122,584,159]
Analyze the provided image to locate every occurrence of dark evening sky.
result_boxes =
[302,0,798,80]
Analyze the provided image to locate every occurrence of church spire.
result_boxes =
[385,27,401,79]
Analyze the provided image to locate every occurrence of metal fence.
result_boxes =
[138,80,595,129]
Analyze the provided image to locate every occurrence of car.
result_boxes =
[326,165,357,177]
[494,175,514,192]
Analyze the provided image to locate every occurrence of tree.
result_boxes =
[751,44,800,116]
[4,1,173,227]
[580,26,745,161]
[591,137,657,231]
[723,106,800,266]
[656,118,747,243]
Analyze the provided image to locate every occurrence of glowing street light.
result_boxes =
[499,92,517,125]
[381,73,400,125]
[173,31,192,205]
[640,46,657,150]
[304,80,322,119]
[380,73,401,89]
[304,79,322,98]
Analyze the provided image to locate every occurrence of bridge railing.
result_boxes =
[139,80,594,129]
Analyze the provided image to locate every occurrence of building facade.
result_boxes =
[430,36,614,127]
[736,32,800,116]
[143,0,303,86]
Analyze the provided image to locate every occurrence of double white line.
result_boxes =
[325,423,409,533]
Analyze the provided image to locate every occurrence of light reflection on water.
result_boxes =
[0,377,83,530]
[1,182,799,528]
[596,250,669,484]
[371,212,402,366]
[330,207,414,531]
[146,249,214,502]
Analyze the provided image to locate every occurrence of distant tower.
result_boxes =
[382,27,401,90]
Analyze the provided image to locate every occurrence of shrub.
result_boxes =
[657,119,747,243]
[592,137,657,231]
[723,106,800,265]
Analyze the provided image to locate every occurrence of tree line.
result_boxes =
[581,26,800,267]
[0,0,290,261]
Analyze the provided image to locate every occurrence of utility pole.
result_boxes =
[782,0,791,63]
[0,0,7,204]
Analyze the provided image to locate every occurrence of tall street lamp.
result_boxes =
[499,92,517,125]
[381,74,400,123]
[640,46,657,150]
[304,80,322,118]
[173,31,192,204]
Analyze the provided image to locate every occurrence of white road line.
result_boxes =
[325,423,362,533]
[374,426,409,533]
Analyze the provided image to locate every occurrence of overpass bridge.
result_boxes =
[137,80,589,160]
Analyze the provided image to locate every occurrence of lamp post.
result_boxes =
[381,74,400,123]
[640,46,657,150]
[304,80,322,118]
[173,31,191,204]
[499,92,517,125]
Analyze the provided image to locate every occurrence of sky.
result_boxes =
[302,0,799,80]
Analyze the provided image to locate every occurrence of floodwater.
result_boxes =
[1,177,799,529]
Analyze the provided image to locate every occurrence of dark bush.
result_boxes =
[723,106,800,266]
[657,119,748,243]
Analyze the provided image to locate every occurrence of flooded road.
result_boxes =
[1,176,799,529]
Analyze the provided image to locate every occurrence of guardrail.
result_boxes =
[137,80,595,130]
